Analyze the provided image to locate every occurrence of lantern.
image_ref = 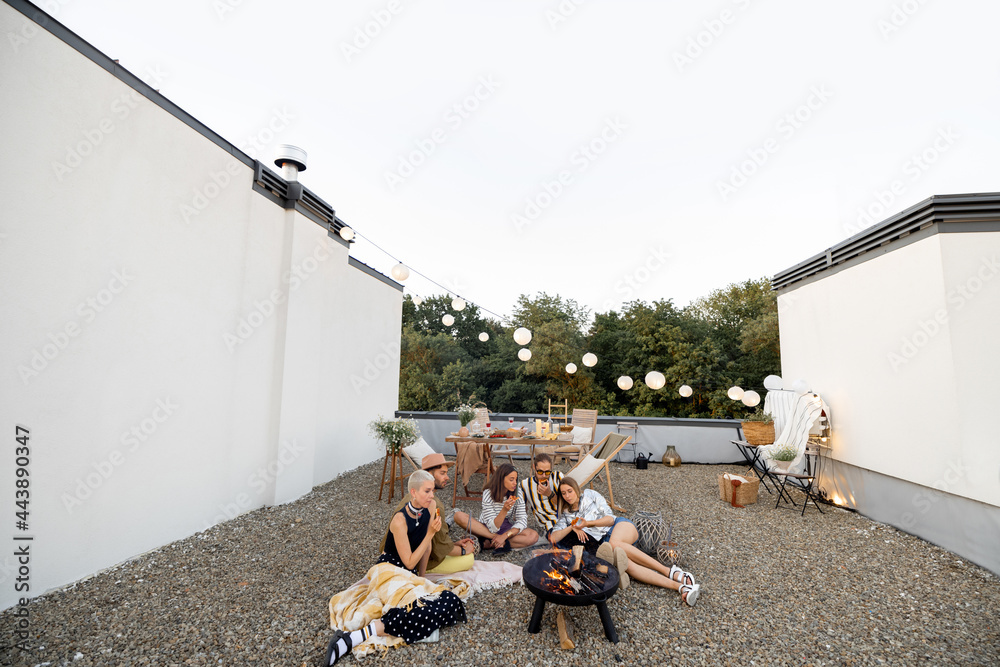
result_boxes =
[763,375,783,390]
[479,332,489,342]
[617,376,634,390]
[727,386,744,401]
[742,390,761,407]
[513,327,532,345]
[566,363,577,374]
[412,295,423,306]
[390,263,410,282]
[451,298,466,311]
[518,348,532,361]
[338,226,355,241]
[679,384,693,398]
[442,314,455,326]
[644,371,665,390]
[582,352,598,367]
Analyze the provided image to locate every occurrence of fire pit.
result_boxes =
[522,550,620,643]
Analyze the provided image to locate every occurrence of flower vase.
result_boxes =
[662,445,682,467]
[458,425,470,437]
[771,459,793,472]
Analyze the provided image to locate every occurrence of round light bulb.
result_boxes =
[442,314,455,326]
[742,390,761,407]
[478,332,489,342]
[763,375,783,391]
[451,298,466,311]
[518,348,532,361]
[644,371,665,390]
[582,352,598,367]
[727,386,744,401]
[513,327,532,346]
[390,263,410,282]
[338,226,355,241]
[617,376,634,391]
[679,384,693,398]
[412,295,423,306]
[565,363,577,374]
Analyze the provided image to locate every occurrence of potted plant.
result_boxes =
[455,403,477,437]
[741,406,775,445]
[768,444,798,472]
[368,416,420,454]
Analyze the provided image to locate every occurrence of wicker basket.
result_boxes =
[740,421,775,445]
[718,472,760,506]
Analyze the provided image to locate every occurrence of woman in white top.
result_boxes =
[549,477,700,606]
[455,463,539,554]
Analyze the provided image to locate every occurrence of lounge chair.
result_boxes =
[565,432,631,512]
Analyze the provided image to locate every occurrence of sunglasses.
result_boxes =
[536,470,552,477]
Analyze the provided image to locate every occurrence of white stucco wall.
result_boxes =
[0,2,401,610]
[777,232,1000,509]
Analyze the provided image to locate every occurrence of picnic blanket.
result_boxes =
[425,559,522,592]
[329,563,473,658]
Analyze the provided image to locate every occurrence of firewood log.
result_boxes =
[557,610,576,650]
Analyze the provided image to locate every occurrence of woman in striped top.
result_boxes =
[456,463,539,554]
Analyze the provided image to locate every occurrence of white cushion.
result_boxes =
[572,427,593,444]
[566,454,604,485]
[403,437,436,467]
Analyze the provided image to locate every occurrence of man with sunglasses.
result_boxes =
[519,453,564,539]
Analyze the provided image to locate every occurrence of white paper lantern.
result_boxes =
[442,314,455,326]
[727,386,744,401]
[617,376,634,391]
[451,298,466,311]
[390,263,410,281]
[742,390,761,407]
[565,363,577,374]
[338,226,355,241]
[792,379,810,394]
[513,327,532,345]
[412,295,423,306]
[479,332,489,342]
[679,384,693,398]
[518,348,532,361]
[763,375,783,390]
[644,371,665,390]
[582,352,598,367]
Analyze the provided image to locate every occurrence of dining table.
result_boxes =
[444,432,575,473]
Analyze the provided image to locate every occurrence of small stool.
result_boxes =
[378,450,407,503]
[615,422,638,463]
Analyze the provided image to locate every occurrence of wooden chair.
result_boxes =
[453,407,495,506]
[553,408,598,465]
[565,432,631,512]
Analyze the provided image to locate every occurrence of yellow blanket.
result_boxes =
[328,563,472,658]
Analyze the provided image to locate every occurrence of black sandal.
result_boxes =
[325,629,353,666]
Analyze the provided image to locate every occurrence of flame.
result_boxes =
[541,568,576,595]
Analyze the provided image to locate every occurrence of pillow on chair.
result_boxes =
[403,437,436,467]
[566,454,604,486]
[572,427,593,444]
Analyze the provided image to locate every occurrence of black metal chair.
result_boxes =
[770,443,825,515]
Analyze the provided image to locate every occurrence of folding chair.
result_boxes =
[615,421,639,463]
[565,432,631,512]
[771,442,825,515]
[553,408,598,465]
[756,392,824,507]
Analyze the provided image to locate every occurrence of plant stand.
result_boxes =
[378,450,406,503]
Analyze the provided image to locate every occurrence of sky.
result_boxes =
[51,0,1000,323]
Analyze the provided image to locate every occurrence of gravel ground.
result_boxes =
[3,460,999,667]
